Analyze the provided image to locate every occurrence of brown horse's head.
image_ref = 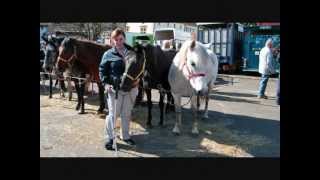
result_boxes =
[56,37,77,76]
[120,45,146,92]
[42,36,65,72]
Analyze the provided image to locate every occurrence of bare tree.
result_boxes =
[76,23,104,41]
[49,23,126,41]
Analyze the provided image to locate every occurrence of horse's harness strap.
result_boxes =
[179,46,206,80]
[57,46,77,67]
[123,49,146,81]
[182,62,206,80]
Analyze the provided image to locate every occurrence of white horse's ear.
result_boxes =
[190,32,197,50]
[178,45,188,70]
[190,40,196,49]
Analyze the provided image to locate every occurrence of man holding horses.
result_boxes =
[258,38,276,99]
[99,28,138,150]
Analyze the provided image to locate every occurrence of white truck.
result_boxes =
[154,28,194,50]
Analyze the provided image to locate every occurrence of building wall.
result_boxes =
[125,23,197,34]
[153,23,197,33]
[125,23,154,34]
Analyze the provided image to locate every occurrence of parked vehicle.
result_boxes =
[197,23,244,73]
[242,24,280,73]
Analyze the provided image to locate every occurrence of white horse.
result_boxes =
[168,40,219,135]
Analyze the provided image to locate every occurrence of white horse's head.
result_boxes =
[178,40,218,95]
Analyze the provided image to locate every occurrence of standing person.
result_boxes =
[275,46,280,105]
[99,28,138,150]
[258,38,276,99]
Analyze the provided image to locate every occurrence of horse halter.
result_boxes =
[123,49,146,82]
[57,46,77,68]
[180,46,206,80]
[182,62,206,80]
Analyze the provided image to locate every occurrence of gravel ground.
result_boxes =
[40,75,280,157]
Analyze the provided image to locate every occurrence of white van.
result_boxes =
[154,28,193,50]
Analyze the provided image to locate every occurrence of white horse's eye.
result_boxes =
[190,61,196,67]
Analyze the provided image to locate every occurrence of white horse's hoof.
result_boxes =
[192,127,199,135]
[172,125,180,135]
[203,113,209,119]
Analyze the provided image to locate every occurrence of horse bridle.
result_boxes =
[57,46,77,68]
[123,49,146,82]
[181,47,206,80]
[182,62,206,80]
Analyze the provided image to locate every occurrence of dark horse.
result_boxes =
[42,35,67,98]
[56,37,112,114]
[129,44,176,128]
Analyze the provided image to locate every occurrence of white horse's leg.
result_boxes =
[203,83,211,119]
[191,96,199,135]
[172,94,182,135]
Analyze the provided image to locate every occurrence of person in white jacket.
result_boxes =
[258,38,276,99]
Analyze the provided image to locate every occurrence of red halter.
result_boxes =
[179,39,206,80]
[182,62,206,80]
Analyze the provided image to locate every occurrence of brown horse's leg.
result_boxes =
[67,77,72,101]
[74,79,81,111]
[165,92,175,114]
[54,79,59,87]
[97,82,106,114]
[49,75,53,98]
[135,80,144,106]
[145,88,153,128]
[78,80,85,114]
[60,80,66,98]
[60,80,66,91]
[159,91,165,126]
[165,92,170,114]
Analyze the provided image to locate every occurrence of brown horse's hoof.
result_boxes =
[146,123,153,129]
[98,114,106,119]
[78,110,85,114]
[158,122,165,127]
[173,132,180,136]
[96,111,104,115]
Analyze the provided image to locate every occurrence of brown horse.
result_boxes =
[56,37,112,114]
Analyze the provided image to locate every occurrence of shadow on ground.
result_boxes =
[117,105,280,157]
[41,83,280,157]
[214,91,258,98]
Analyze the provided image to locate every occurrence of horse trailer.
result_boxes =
[197,23,244,73]
[241,24,280,73]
